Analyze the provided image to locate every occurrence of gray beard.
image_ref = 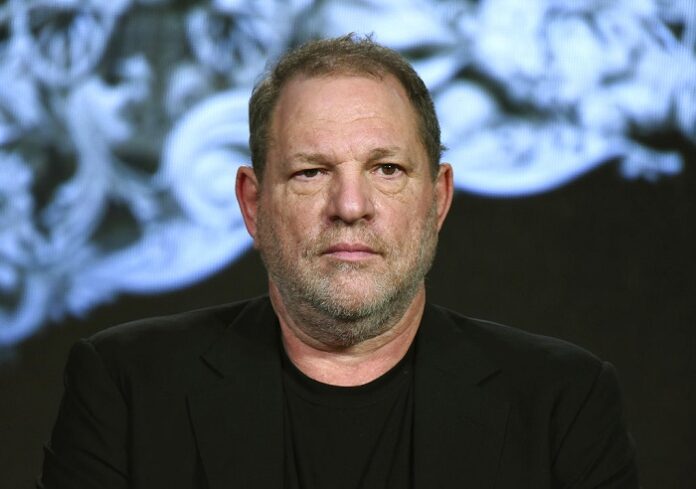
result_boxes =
[273,261,425,348]
[258,202,439,348]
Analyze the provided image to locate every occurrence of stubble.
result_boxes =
[256,201,439,348]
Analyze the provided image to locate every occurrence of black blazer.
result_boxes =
[40,296,638,488]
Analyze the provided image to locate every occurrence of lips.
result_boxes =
[322,243,380,261]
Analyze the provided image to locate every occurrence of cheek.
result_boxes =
[372,208,416,247]
[265,193,323,241]
[377,189,433,230]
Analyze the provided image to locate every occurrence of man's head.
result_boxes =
[248,33,445,181]
[237,35,453,348]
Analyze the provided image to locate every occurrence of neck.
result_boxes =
[270,283,425,387]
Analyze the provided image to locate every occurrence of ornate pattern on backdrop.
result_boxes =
[0,0,694,347]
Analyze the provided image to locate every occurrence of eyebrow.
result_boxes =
[289,146,403,165]
[290,152,332,165]
[366,147,401,161]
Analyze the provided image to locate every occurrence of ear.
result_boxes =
[434,163,454,230]
[236,165,261,244]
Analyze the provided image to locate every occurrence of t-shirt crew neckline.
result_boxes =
[280,339,416,409]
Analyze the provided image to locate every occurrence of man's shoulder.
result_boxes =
[80,296,272,380]
[91,296,267,347]
[424,305,638,486]
[427,303,603,382]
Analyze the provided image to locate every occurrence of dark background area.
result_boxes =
[2,157,694,488]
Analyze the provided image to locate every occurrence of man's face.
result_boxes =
[238,74,452,346]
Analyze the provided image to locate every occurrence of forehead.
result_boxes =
[268,74,422,160]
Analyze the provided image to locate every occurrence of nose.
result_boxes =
[326,168,375,224]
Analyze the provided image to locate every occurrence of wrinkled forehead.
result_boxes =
[267,73,422,155]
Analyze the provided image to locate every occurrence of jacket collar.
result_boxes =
[188,297,284,489]
[414,303,509,488]
[188,297,509,489]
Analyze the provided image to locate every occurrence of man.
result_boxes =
[40,35,639,488]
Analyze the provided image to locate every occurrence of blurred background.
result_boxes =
[0,0,694,487]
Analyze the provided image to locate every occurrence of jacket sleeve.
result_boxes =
[552,361,639,489]
[38,339,129,489]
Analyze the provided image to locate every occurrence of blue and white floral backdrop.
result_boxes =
[0,0,694,347]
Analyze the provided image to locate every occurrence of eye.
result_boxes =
[375,163,403,176]
[294,168,323,179]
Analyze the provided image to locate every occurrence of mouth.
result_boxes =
[322,243,381,262]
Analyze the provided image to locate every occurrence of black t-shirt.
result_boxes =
[282,344,415,489]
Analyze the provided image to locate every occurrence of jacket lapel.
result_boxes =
[414,304,510,489]
[185,298,510,489]
[187,298,284,489]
